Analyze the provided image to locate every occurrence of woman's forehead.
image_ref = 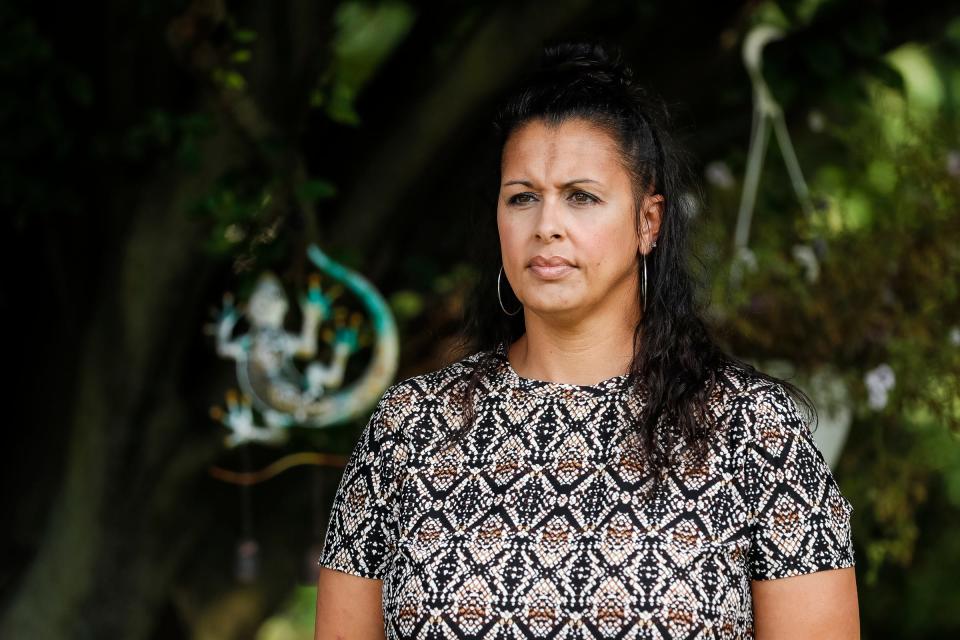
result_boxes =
[501,118,623,184]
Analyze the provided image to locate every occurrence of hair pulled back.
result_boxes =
[446,39,814,491]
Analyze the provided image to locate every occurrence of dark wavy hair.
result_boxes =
[443,38,815,491]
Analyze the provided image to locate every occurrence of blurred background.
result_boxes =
[3,0,959,638]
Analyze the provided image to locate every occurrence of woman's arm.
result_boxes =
[752,566,860,639]
[729,382,860,636]
[314,567,386,639]
[313,381,415,638]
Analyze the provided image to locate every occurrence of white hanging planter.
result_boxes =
[744,358,853,471]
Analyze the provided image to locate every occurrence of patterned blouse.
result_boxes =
[318,341,856,639]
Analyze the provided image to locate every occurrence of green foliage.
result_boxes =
[210,22,260,94]
[255,585,316,640]
[312,0,416,126]
[389,289,424,320]
[123,109,216,169]
[190,171,278,260]
[295,179,338,204]
[433,263,479,296]
[701,22,960,630]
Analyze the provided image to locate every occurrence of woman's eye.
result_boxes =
[571,191,599,204]
[507,191,599,205]
[508,193,536,205]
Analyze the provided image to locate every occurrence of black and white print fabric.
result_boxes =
[318,341,855,639]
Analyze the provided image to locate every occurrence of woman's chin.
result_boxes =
[521,295,586,315]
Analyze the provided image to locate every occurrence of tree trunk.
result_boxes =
[0,121,248,640]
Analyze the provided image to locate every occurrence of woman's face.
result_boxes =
[497,117,662,324]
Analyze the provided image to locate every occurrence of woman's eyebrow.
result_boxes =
[502,178,602,188]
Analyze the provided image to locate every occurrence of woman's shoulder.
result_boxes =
[711,361,811,445]
[713,360,776,398]
[378,347,497,417]
[373,348,495,448]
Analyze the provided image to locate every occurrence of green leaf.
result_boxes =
[296,179,338,202]
[233,29,257,44]
[865,59,906,93]
[389,290,423,320]
[224,71,246,91]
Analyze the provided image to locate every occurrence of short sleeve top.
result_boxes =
[318,341,856,639]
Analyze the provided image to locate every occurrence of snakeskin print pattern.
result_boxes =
[318,341,855,638]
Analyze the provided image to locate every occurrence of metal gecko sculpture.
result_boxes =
[207,243,399,447]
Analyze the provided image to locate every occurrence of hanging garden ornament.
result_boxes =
[804,365,854,470]
[234,538,260,584]
[743,358,853,470]
[731,24,820,289]
[206,243,399,447]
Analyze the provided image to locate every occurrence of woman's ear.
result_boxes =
[637,194,664,254]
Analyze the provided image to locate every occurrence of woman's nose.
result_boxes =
[534,195,566,240]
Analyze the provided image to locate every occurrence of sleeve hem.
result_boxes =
[317,558,386,581]
[751,557,856,582]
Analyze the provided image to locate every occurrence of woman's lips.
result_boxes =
[528,264,576,279]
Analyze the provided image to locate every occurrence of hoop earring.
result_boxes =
[642,218,657,314]
[498,266,521,316]
[642,251,648,313]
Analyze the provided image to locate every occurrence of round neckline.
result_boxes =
[491,340,633,398]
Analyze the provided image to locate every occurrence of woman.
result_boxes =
[315,40,859,639]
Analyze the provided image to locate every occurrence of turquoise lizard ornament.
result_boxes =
[208,243,399,447]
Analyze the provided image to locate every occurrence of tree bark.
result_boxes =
[0,116,248,639]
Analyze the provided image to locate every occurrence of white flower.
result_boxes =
[680,190,702,219]
[733,246,758,273]
[949,325,960,346]
[947,150,960,178]
[791,243,820,283]
[705,161,735,190]
[864,363,896,410]
[808,109,826,132]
